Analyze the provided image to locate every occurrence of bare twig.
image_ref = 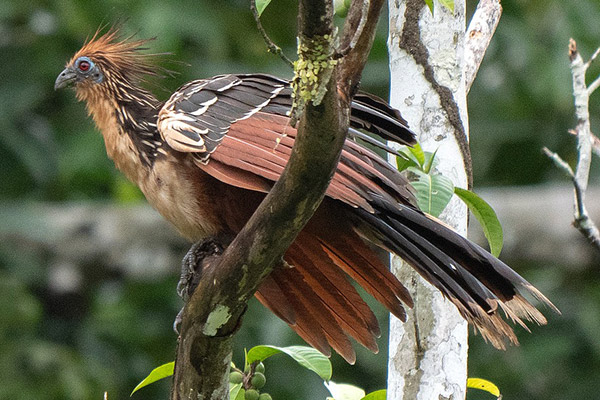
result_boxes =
[464,0,502,93]
[587,72,600,94]
[250,0,294,67]
[583,46,600,69]
[543,148,600,249]
[543,147,575,177]
[544,39,600,252]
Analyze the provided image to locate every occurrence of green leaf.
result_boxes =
[439,0,455,13]
[243,348,249,373]
[454,188,504,257]
[229,383,244,400]
[424,0,453,14]
[246,345,331,381]
[325,381,365,400]
[408,168,454,217]
[361,390,387,400]
[396,142,427,172]
[396,153,418,172]
[408,143,426,167]
[467,378,501,398]
[255,0,272,16]
[334,0,349,17]
[424,0,434,13]
[422,148,439,174]
[131,362,174,396]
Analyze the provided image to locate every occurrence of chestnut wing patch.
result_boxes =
[205,111,416,212]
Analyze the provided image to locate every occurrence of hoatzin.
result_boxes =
[55,29,556,363]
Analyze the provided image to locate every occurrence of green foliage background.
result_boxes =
[1,0,599,399]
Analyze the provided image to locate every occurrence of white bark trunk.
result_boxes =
[387,1,469,399]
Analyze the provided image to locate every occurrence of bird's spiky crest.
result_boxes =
[70,27,161,82]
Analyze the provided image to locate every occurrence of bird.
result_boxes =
[55,28,556,364]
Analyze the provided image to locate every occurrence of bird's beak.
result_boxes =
[54,67,77,90]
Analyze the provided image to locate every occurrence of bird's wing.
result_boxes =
[157,73,417,211]
[157,73,557,355]
[157,74,423,362]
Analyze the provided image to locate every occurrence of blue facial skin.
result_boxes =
[74,56,104,84]
[55,56,103,89]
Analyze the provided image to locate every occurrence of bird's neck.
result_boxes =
[77,83,166,182]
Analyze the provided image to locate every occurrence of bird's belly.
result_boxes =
[138,157,222,241]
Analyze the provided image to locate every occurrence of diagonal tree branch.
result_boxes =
[170,0,386,398]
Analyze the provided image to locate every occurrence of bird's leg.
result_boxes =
[174,237,225,332]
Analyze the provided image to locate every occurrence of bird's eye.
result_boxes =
[78,60,91,72]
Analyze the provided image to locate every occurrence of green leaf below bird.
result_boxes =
[230,383,244,400]
[130,362,174,396]
[467,377,501,398]
[361,389,387,400]
[246,345,332,381]
[454,188,504,257]
[325,381,365,400]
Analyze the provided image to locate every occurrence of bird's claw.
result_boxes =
[173,308,183,334]
[173,238,225,333]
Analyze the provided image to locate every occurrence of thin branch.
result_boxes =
[587,73,600,95]
[544,39,600,253]
[333,0,370,59]
[250,0,294,67]
[170,0,386,397]
[583,46,600,70]
[543,147,575,178]
[337,0,386,96]
[464,0,502,93]
[543,148,600,249]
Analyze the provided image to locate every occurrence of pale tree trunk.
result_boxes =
[387,0,470,398]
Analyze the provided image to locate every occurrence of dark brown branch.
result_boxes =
[170,0,385,398]
[334,0,370,60]
[338,0,385,96]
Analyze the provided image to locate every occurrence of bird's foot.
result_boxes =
[174,238,225,333]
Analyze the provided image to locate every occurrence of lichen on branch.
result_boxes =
[290,32,338,125]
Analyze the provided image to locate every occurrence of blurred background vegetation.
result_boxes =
[1,0,600,399]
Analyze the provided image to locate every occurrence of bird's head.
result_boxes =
[54,55,104,90]
[55,28,159,96]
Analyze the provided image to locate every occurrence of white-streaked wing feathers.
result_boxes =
[158,74,286,162]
